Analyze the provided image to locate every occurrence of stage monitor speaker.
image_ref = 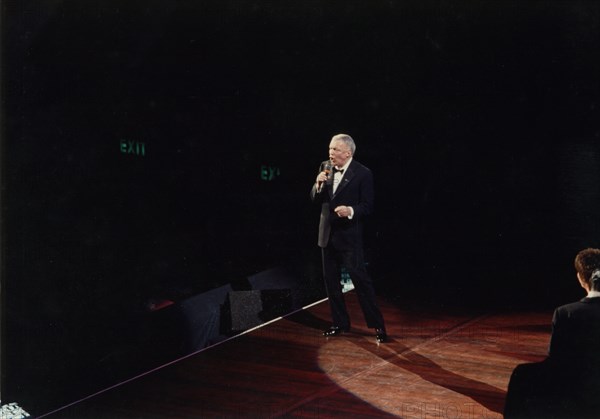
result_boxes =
[229,290,263,331]
[227,289,292,332]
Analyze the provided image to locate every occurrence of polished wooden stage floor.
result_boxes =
[42,291,552,418]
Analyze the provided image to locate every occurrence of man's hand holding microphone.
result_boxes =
[316,160,332,193]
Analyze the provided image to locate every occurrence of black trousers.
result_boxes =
[321,245,385,330]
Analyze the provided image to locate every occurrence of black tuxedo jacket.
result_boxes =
[503,296,600,418]
[310,159,374,249]
[549,296,600,367]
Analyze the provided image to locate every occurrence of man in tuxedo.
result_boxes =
[310,134,387,343]
[504,248,600,418]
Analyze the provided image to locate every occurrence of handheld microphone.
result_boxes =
[317,160,333,192]
[323,160,333,179]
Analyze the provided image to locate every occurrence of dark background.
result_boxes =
[2,0,600,415]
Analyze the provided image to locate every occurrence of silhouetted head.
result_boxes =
[574,248,600,292]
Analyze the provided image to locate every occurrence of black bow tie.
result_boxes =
[333,168,345,174]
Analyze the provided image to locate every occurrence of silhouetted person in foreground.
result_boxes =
[504,248,600,418]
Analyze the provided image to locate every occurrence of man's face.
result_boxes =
[329,139,351,168]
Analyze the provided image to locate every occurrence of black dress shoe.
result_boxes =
[323,326,348,337]
[375,328,388,343]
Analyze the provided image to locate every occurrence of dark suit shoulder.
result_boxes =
[555,297,600,321]
[557,297,600,310]
[581,296,600,305]
[348,159,372,176]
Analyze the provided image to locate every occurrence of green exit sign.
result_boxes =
[120,140,146,156]
[261,165,280,181]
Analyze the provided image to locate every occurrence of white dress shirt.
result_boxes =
[333,158,354,219]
